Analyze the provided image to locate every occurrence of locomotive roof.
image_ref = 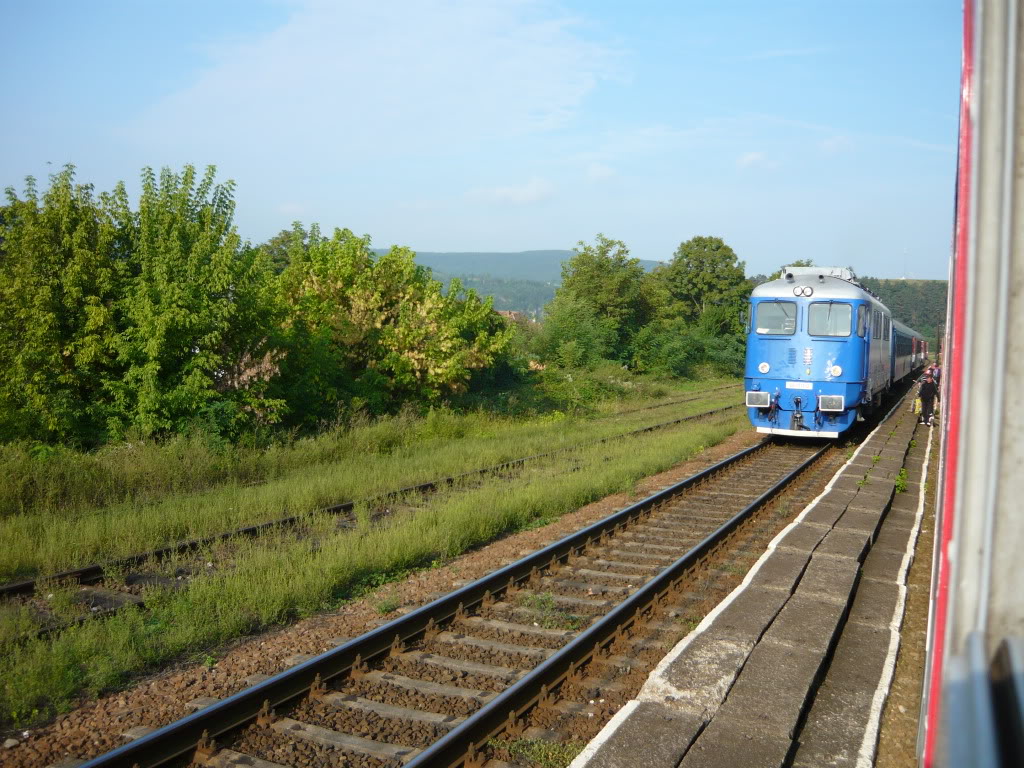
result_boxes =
[750,272,877,302]
[750,267,925,338]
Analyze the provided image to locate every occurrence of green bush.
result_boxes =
[531,293,616,369]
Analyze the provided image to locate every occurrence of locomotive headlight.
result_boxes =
[758,362,770,374]
[830,365,842,377]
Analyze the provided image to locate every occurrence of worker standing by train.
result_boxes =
[919,371,939,425]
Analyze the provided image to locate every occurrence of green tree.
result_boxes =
[257,227,303,274]
[763,258,815,283]
[558,234,653,358]
[532,293,616,369]
[276,225,512,422]
[0,166,122,444]
[108,165,284,438]
[651,236,747,332]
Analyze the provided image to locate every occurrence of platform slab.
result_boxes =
[816,527,873,562]
[678,714,793,768]
[776,522,831,553]
[790,621,893,767]
[801,501,848,527]
[578,701,704,768]
[709,638,826,739]
[762,593,848,656]
[743,549,810,594]
[794,555,860,605]
[847,577,904,629]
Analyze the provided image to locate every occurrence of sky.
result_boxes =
[2,0,962,280]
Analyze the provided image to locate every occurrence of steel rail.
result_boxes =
[1,402,741,601]
[76,438,775,768]
[604,383,740,417]
[406,441,830,767]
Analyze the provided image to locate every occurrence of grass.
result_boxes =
[0,377,739,520]
[488,737,587,768]
[895,468,909,493]
[678,616,701,633]
[0,381,740,582]
[374,596,402,615]
[516,592,586,631]
[0,408,748,727]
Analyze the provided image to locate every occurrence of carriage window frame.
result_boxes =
[857,305,867,337]
[754,300,797,335]
[807,301,853,337]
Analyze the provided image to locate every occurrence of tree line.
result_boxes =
[0,166,512,446]
[0,165,771,449]
[858,276,947,347]
[525,234,748,379]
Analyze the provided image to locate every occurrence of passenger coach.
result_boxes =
[744,266,926,438]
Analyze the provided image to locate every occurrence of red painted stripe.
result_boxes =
[923,0,973,763]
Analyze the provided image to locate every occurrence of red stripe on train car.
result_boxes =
[922,0,973,763]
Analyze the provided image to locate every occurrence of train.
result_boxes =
[743,265,928,438]
[922,0,1024,765]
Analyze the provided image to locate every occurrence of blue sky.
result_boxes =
[2,0,961,279]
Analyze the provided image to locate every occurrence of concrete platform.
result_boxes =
[571,401,933,768]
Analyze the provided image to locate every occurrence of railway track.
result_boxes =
[1,400,743,640]
[599,383,739,418]
[78,436,838,768]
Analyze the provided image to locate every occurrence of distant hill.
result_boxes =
[394,253,949,343]
[375,249,662,283]
[431,271,555,317]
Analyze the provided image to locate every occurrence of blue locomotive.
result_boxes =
[744,266,927,438]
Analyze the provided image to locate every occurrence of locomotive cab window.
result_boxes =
[808,302,852,336]
[755,301,797,335]
[857,305,867,337]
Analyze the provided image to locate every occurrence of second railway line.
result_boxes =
[1,396,743,642]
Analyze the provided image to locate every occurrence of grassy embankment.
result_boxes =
[0,377,736,521]
[0,381,740,582]
[0,380,746,727]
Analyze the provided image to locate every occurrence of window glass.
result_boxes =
[755,301,797,335]
[808,302,852,336]
[857,305,867,337]
[873,310,881,339]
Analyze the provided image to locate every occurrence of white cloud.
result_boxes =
[736,151,776,169]
[127,1,617,166]
[586,162,615,181]
[819,135,853,154]
[468,177,553,205]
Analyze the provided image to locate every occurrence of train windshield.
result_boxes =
[808,301,852,336]
[755,301,797,334]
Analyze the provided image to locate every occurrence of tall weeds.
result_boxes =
[0,376,735,520]
[0,411,745,727]
[0,384,739,581]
